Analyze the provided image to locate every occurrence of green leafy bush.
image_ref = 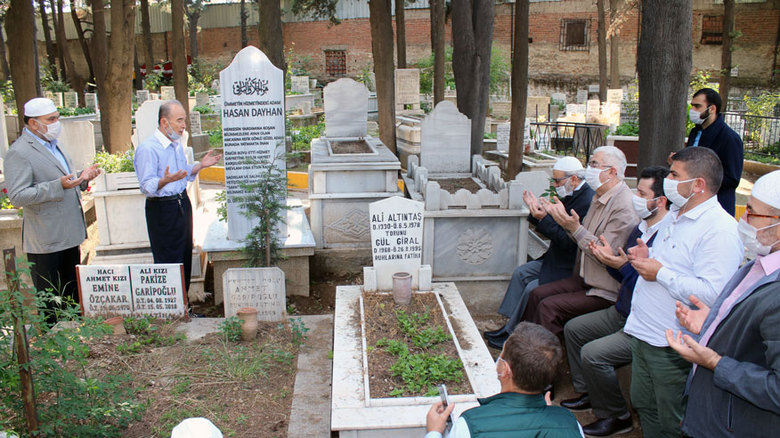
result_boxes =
[94,149,135,173]
[193,104,213,114]
[290,122,325,151]
[57,106,96,117]
[218,316,243,342]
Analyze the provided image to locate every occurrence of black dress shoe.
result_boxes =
[484,328,507,340]
[487,334,508,349]
[582,416,633,437]
[560,393,591,411]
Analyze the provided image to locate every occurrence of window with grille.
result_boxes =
[325,50,347,77]
[560,19,590,51]
[701,15,723,45]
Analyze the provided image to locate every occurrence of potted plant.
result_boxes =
[92,149,138,191]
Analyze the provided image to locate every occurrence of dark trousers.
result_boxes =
[27,245,81,322]
[521,275,611,335]
[144,191,193,292]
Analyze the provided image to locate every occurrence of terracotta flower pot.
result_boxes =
[104,316,126,335]
[236,307,258,341]
[392,272,413,305]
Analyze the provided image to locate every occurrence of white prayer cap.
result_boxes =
[751,170,780,210]
[24,98,58,117]
[170,417,223,438]
[553,156,583,172]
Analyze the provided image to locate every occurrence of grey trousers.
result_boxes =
[564,306,632,419]
[497,259,542,320]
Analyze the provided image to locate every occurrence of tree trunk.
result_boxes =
[240,0,249,47]
[719,0,734,111]
[140,0,155,74]
[257,0,286,73]
[70,0,95,84]
[597,0,608,101]
[395,0,406,68]
[430,0,445,104]
[92,0,108,132]
[369,0,397,152]
[56,0,84,98]
[172,0,191,135]
[38,0,58,80]
[49,0,67,81]
[507,0,529,180]
[0,17,10,81]
[637,0,692,170]
[99,0,136,153]
[452,0,494,158]
[7,0,40,130]
[134,48,143,90]
[187,11,200,61]
[609,0,620,88]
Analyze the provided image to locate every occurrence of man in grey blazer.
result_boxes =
[4,98,100,321]
[667,169,780,437]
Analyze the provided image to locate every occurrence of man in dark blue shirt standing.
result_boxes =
[686,88,743,216]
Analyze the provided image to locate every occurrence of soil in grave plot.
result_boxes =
[330,140,373,154]
[362,293,474,398]
[432,177,486,194]
[90,320,301,437]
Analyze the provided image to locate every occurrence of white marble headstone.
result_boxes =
[133,100,163,146]
[496,123,510,152]
[607,89,623,103]
[395,68,420,106]
[551,92,567,104]
[45,91,64,107]
[161,86,176,101]
[420,100,471,174]
[85,93,98,111]
[586,99,600,121]
[0,98,8,158]
[291,76,309,94]
[324,78,369,138]
[220,46,286,241]
[369,196,424,291]
[137,90,150,105]
[189,111,202,135]
[63,91,78,108]
[60,121,95,171]
[195,92,209,107]
[223,267,286,321]
[576,89,588,104]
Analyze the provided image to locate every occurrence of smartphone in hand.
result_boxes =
[438,384,454,433]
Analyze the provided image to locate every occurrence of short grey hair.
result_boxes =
[592,146,627,180]
[158,100,184,124]
[565,168,586,179]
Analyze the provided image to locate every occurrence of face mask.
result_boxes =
[555,178,573,198]
[37,120,61,141]
[632,194,658,219]
[164,121,181,141]
[738,218,780,257]
[585,166,610,191]
[663,178,697,208]
[689,106,710,125]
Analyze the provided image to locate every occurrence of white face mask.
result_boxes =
[632,194,658,219]
[689,106,710,126]
[585,166,610,191]
[738,218,780,258]
[663,178,697,208]
[37,120,61,141]
[555,178,573,198]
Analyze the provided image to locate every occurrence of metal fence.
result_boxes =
[722,112,780,158]
[530,121,608,162]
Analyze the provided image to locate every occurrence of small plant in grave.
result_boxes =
[542,177,559,202]
[218,316,243,342]
[117,316,185,354]
[94,148,135,173]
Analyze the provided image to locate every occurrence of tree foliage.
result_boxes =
[291,0,339,25]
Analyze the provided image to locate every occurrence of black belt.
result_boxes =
[146,191,187,202]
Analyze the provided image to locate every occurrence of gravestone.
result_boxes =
[524,118,531,145]
[394,68,420,111]
[63,91,78,108]
[324,78,368,138]
[551,92,567,104]
[45,91,63,107]
[496,123,510,152]
[369,196,424,291]
[189,111,202,134]
[222,267,286,320]
[607,89,623,104]
[137,90,150,105]
[60,121,96,171]
[195,92,209,107]
[161,86,176,101]
[85,93,98,111]
[576,89,588,104]
[0,98,8,158]
[588,84,600,94]
[420,100,471,174]
[586,99,600,121]
[133,100,163,146]
[491,101,511,119]
[77,264,187,319]
[291,76,310,94]
[220,46,286,241]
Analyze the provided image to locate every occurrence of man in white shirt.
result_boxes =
[623,147,743,437]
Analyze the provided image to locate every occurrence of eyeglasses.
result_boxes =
[551,176,570,183]
[587,161,612,169]
[746,212,780,224]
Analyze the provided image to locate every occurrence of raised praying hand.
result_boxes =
[543,196,580,233]
[665,329,722,371]
[675,295,710,335]
[589,235,629,269]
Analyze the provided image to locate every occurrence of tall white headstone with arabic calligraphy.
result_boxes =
[220,46,286,241]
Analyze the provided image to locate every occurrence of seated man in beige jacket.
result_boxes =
[522,146,639,336]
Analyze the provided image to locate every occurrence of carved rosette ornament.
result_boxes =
[456,227,493,265]
[328,209,371,240]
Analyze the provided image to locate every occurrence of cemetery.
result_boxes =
[0,1,779,437]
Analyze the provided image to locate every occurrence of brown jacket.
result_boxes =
[571,181,639,302]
